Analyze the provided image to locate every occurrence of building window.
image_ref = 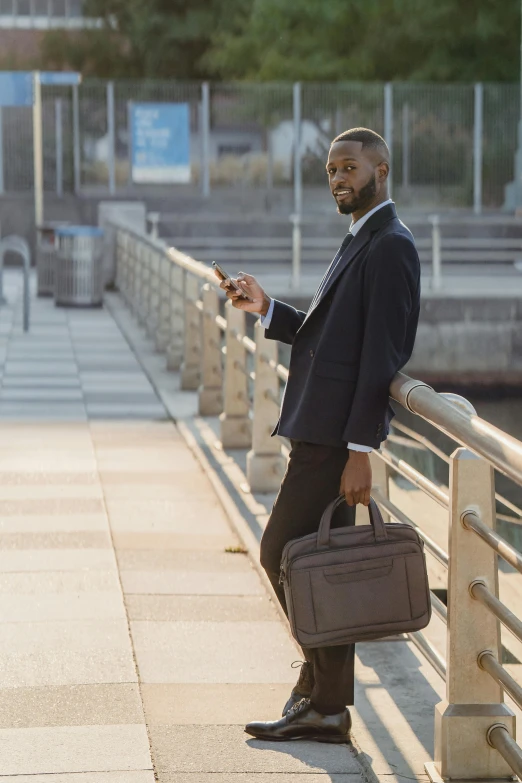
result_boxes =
[0,0,14,13]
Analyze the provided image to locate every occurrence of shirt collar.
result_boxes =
[350,199,394,237]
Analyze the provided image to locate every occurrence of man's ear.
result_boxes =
[378,161,390,183]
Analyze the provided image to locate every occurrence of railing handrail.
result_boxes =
[112,218,522,486]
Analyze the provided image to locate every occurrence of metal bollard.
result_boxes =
[246,320,286,492]
[198,284,223,415]
[180,274,202,390]
[219,301,252,448]
[426,448,515,782]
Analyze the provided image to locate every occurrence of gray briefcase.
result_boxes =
[280,495,431,648]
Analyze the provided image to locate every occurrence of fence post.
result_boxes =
[220,301,252,448]
[72,82,80,193]
[201,82,211,198]
[55,98,63,196]
[426,448,515,782]
[180,274,201,390]
[198,284,223,415]
[166,265,184,370]
[293,82,302,216]
[107,80,116,195]
[246,321,286,492]
[474,82,483,215]
[384,83,393,197]
[290,212,302,289]
[402,102,410,197]
[429,214,442,291]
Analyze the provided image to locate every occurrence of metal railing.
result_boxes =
[113,219,522,782]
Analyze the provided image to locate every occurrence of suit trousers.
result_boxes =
[260,439,356,715]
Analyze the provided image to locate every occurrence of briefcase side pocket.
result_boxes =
[288,569,317,635]
[405,551,431,621]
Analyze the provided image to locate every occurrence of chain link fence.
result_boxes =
[0,78,520,211]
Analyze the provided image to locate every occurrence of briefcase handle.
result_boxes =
[317,495,388,550]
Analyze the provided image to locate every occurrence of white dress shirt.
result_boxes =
[260,199,394,452]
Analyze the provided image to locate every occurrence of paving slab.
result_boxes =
[149,725,361,774]
[0,530,111,549]
[0,773,154,783]
[0,684,143,728]
[0,591,126,622]
[0,570,121,593]
[161,777,361,783]
[0,548,117,571]
[130,620,298,683]
[120,569,263,596]
[0,619,136,686]
[112,531,239,551]
[0,724,151,775]
[116,548,254,572]
[0,513,109,532]
[125,594,278,622]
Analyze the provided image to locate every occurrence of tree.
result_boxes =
[204,0,521,82]
[81,0,223,79]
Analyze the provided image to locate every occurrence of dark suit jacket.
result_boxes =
[265,203,420,449]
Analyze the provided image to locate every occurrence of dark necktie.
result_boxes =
[312,232,354,306]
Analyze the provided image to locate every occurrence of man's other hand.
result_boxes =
[214,270,271,316]
[340,451,372,506]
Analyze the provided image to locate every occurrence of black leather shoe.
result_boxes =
[282,661,315,716]
[245,698,351,744]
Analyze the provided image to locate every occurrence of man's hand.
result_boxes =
[214,270,271,316]
[340,451,372,506]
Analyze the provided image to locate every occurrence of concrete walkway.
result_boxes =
[0,272,369,782]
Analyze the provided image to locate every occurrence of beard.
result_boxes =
[336,174,377,215]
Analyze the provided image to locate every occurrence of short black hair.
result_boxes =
[331,127,389,160]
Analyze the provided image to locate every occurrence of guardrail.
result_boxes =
[113,220,522,782]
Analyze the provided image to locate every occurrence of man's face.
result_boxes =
[326,140,386,215]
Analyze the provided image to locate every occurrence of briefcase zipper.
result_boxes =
[279,564,286,584]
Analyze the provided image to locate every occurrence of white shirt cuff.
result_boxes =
[348,442,373,452]
[259,298,275,328]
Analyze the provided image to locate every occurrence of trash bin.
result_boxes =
[36,222,69,297]
[54,226,104,307]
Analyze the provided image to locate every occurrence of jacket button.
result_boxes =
[309,349,314,358]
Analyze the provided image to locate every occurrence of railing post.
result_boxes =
[198,284,223,415]
[426,448,515,782]
[246,321,286,492]
[219,301,252,448]
[180,274,202,390]
[370,449,390,523]
[154,254,172,353]
[166,265,184,371]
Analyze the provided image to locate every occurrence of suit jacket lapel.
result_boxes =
[305,231,370,320]
[305,203,398,321]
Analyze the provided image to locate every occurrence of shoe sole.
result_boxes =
[244,729,350,744]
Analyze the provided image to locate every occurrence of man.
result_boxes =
[216,128,420,744]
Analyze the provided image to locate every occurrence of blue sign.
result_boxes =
[131,103,191,184]
[0,72,33,107]
[40,72,82,86]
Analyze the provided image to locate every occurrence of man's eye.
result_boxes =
[327,169,335,175]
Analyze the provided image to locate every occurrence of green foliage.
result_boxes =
[36,0,522,82]
[205,0,521,82]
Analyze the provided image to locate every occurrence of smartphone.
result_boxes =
[212,261,254,302]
